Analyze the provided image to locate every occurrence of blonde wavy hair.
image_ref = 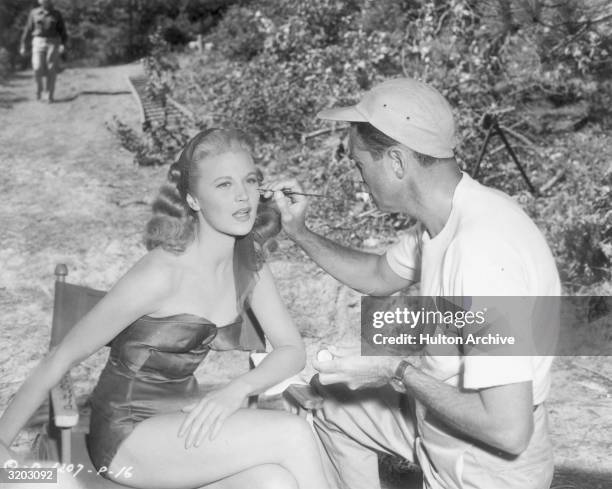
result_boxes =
[144,128,280,268]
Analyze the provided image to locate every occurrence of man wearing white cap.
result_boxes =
[273,78,560,489]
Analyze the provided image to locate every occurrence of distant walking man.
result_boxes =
[20,0,67,103]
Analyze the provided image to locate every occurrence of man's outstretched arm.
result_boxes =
[400,363,534,455]
[272,180,416,295]
[287,226,412,295]
[313,356,534,456]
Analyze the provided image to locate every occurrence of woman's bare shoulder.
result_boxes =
[118,247,184,297]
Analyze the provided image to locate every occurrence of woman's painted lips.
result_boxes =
[232,207,252,221]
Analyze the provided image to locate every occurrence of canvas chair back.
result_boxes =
[50,264,266,352]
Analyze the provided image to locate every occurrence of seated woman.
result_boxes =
[0,128,330,489]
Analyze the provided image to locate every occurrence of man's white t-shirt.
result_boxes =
[386,173,561,404]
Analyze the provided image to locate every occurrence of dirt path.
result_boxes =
[0,65,610,488]
[0,63,161,396]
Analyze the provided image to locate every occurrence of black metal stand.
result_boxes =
[473,114,538,196]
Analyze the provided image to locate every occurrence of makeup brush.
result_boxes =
[258,187,330,199]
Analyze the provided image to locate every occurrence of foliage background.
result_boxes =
[0,0,233,72]
[110,0,612,291]
[2,0,610,287]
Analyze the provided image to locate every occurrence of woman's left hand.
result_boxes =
[178,382,248,448]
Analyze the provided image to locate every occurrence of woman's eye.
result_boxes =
[246,177,258,185]
[217,182,231,188]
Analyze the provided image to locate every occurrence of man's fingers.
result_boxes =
[312,357,338,373]
[270,180,309,202]
[270,179,302,193]
[272,188,306,206]
[274,191,291,214]
[313,358,349,376]
[330,345,361,358]
[318,373,346,385]
[286,191,307,205]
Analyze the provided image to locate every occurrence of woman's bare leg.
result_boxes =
[106,409,329,489]
[204,464,297,489]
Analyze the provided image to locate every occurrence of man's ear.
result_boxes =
[186,194,200,211]
[387,147,406,179]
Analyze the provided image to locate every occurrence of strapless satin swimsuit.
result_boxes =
[86,248,259,474]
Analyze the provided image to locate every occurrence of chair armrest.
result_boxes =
[50,373,78,428]
[283,384,324,411]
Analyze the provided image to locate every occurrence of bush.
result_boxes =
[0,0,236,69]
[521,148,612,288]
[210,6,267,61]
[114,0,612,289]
[108,31,194,166]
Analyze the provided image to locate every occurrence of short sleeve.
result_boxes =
[452,238,539,390]
[450,236,528,296]
[462,356,534,390]
[385,225,422,282]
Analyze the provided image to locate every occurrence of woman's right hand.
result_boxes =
[178,381,249,449]
[271,179,309,240]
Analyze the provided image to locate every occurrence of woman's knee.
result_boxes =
[277,413,315,443]
[206,464,297,489]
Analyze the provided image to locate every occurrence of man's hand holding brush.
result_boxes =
[265,180,310,240]
[267,179,381,294]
